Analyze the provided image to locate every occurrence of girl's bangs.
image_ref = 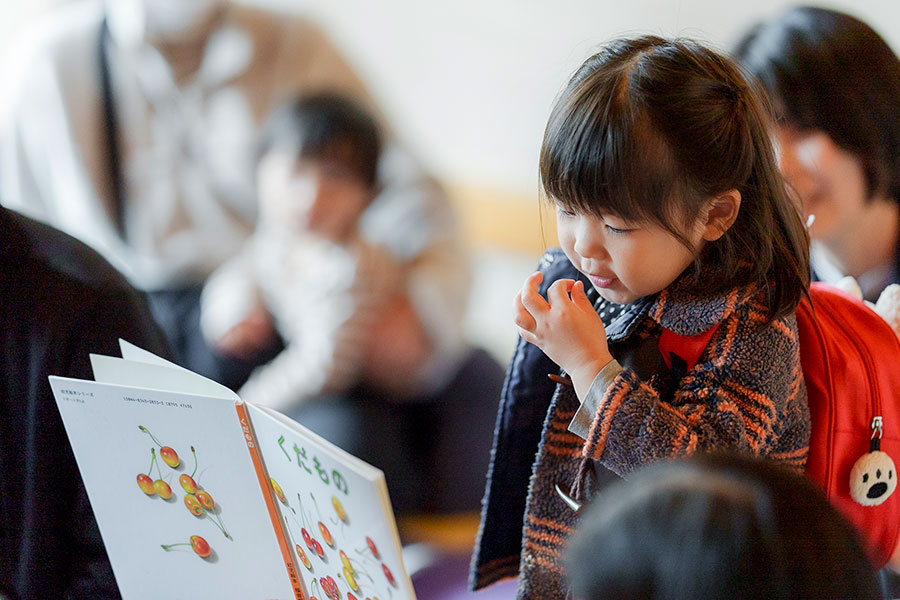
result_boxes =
[540,83,680,226]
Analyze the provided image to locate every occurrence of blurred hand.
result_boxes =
[362,294,432,396]
[514,271,613,397]
[213,303,277,361]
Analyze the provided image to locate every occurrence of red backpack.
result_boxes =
[660,282,900,568]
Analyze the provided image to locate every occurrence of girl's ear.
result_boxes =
[701,189,741,241]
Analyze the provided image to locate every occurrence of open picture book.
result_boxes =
[49,340,415,600]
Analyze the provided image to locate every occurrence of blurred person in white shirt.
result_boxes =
[0,0,471,395]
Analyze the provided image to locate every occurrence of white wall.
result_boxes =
[5,0,899,199]
[245,0,900,197]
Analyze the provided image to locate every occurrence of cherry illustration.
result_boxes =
[139,425,179,468]
[318,521,334,548]
[271,478,287,504]
[366,537,379,559]
[382,563,395,586]
[179,446,199,493]
[297,494,322,554]
[347,593,358,600]
[178,447,229,537]
[312,539,325,559]
[332,496,348,523]
[296,544,312,570]
[145,448,174,500]
[320,576,340,600]
[179,474,198,494]
[184,493,203,516]
[195,489,215,511]
[137,473,154,495]
[161,535,211,558]
[311,495,334,547]
[153,478,173,499]
[137,448,158,496]
[339,550,352,571]
[343,566,359,592]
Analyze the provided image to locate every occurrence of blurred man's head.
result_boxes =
[255,94,381,242]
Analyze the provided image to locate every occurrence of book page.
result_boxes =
[248,404,417,600]
[119,338,185,368]
[50,374,302,600]
[90,354,237,400]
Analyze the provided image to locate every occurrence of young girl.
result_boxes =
[470,36,811,599]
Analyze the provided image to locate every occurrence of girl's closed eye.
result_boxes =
[604,224,633,235]
[602,217,637,235]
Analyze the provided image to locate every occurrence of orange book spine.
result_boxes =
[234,401,306,600]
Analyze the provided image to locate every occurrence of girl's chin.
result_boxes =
[594,285,639,305]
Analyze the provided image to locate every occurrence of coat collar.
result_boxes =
[605,268,760,341]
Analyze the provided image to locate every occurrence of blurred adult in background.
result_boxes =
[1,205,169,600]
[735,6,900,302]
[200,93,502,514]
[566,452,881,600]
[0,0,464,389]
[736,11,900,595]
[0,0,502,514]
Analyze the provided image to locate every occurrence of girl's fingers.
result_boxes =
[513,291,537,331]
[516,326,539,345]
[519,272,550,315]
[571,280,595,312]
[547,279,576,305]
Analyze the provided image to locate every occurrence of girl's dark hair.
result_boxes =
[540,36,810,320]
[566,452,882,600]
[734,6,900,205]
[258,93,381,188]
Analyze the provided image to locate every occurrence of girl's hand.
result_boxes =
[514,272,614,397]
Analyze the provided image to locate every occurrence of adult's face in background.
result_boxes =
[775,126,871,245]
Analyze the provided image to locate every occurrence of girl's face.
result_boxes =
[557,206,703,304]
[775,127,870,244]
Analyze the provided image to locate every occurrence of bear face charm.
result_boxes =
[850,449,897,506]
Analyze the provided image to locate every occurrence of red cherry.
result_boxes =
[190,535,211,558]
[137,473,155,495]
[159,446,180,468]
[312,539,324,558]
[347,593,358,600]
[195,489,215,510]
[318,521,333,547]
[320,577,340,600]
[179,474,198,494]
[302,528,313,548]
[366,536,380,559]
[382,563,395,586]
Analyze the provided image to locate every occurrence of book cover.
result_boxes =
[49,342,416,600]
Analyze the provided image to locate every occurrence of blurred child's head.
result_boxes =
[256,93,381,242]
[735,7,900,244]
[540,36,809,317]
[566,452,881,600]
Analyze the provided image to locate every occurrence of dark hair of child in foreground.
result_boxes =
[566,452,881,600]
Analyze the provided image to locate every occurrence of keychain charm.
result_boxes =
[850,416,897,506]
